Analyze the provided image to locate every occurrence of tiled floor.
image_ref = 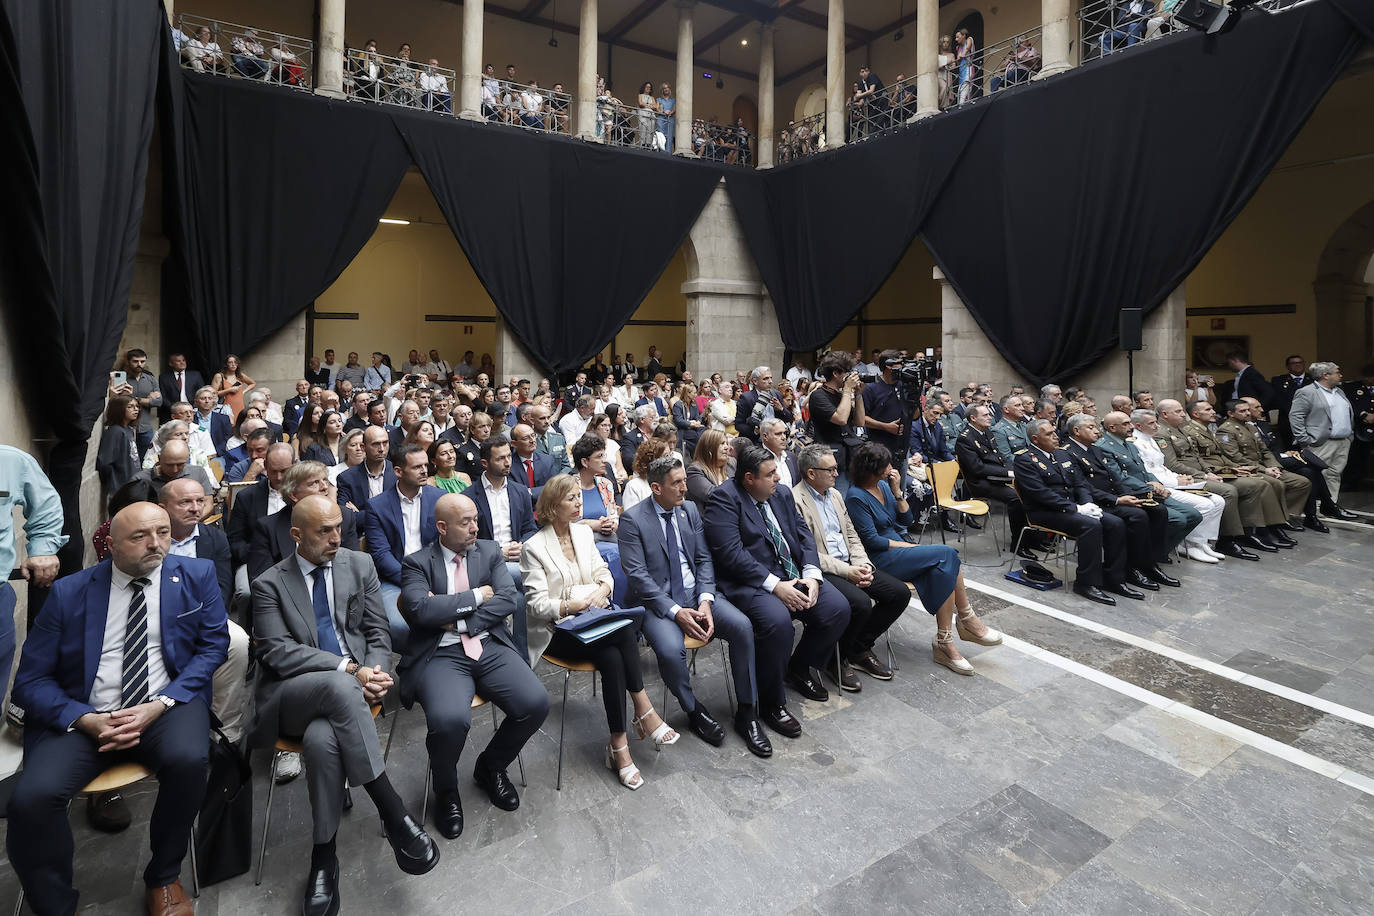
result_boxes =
[1,502,1370,914]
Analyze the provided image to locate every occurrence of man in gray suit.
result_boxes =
[1288,361,1360,517]
[399,493,548,840]
[617,455,772,759]
[251,495,438,916]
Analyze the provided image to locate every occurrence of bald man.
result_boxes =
[250,495,437,914]
[399,494,547,838]
[10,503,228,916]
[134,438,216,498]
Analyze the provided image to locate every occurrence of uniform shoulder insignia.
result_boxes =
[1014,448,1027,454]
[1220,434,1230,443]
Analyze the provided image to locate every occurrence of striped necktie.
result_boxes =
[121,577,153,708]
[756,501,800,579]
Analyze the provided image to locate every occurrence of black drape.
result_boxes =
[0,0,163,573]
[727,104,988,352]
[161,70,412,367]
[395,113,722,375]
[918,0,1366,385]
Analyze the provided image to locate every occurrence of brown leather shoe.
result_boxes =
[145,880,193,916]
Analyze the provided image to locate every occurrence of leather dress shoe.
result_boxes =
[785,668,829,702]
[1015,546,1041,561]
[473,757,520,811]
[849,649,894,680]
[687,703,726,746]
[301,860,341,916]
[1243,533,1279,553]
[823,660,862,692]
[1269,525,1297,544]
[1304,515,1330,533]
[1217,538,1260,560]
[1283,519,1306,533]
[734,716,774,757]
[1266,530,1295,549]
[941,516,962,534]
[1072,584,1116,606]
[1321,502,1360,521]
[1106,582,1145,600]
[386,815,440,875]
[1128,569,1160,591]
[1144,566,1181,587]
[964,515,983,530]
[87,791,131,833]
[433,790,464,839]
[145,880,194,916]
[761,705,802,739]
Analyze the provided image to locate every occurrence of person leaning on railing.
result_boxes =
[184,24,228,74]
[519,80,546,129]
[421,58,451,113]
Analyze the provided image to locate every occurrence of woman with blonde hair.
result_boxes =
[708,380,738,436]
[686,429,731,506]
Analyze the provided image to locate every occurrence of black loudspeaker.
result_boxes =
[1119,309,1143,351]
[1174,0,1237,34]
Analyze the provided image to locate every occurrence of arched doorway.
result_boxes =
[796,83,825,121]
[731,95,758,134]
[1313,200,1374,371]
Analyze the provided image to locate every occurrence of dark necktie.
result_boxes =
[311,566,344,656]
[661,510,689,606]
[756,501,800,579]
[120,577,152,708]
[175,371,184,399]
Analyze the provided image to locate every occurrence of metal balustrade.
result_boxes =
[1077,0,1188,64]
[175,14,313,91]
[778,112,826,163]
[346,48,456,114]
[844,72,921,142]
[693,120,755,166]
[482,78,573,135]
[947,28,1045,109]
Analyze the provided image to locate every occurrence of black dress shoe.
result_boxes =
[784,669,829,702]
[965,515,983,530]
[1321,502,1360,521]
[823,661,862,692]
[760,705,802,739]
[473,757,521,811]
[1283,520,1305,533]
[1106,582,1145,600]
[687,703,726,746]
[1219,539,1261,560]
[87,791,132,833]
[1304,515,1330,533]
[432,791,464,839]
[734,716,774,757]
[941,516,962,534]
[1072,584,1116,606]
[1128,570,1160,591]
[1015,546,1040,561]
[1266,529,1295,548]
[1243,533,1279,553]
[303,858,341,916]
[386,815,440,875]
[1144,566,1181,588]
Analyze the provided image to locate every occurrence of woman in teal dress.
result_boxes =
[656,83,675,152]
[844,441,1001,675]
[427,439,471,494]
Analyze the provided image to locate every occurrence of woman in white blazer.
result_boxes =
[520,475,678,790]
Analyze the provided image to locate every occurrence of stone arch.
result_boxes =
[795,82,825,121]
[731,94,758,133]
[1314,200,1374,370]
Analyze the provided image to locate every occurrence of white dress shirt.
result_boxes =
[267,488,286,516]
[92,565,170,713]
[559,410,591,444]
[365,465,388,500]
[294,553,352,669]
[399,489,423,557]
[755,499,822,593]
[771,448,794,490]
[482,473,513,543]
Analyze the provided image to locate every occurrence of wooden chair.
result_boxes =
[659,635,734,716]
[541,654,598,791]
[13,763,199,915]
[929,460,994,552]
[1010,479,1080,585]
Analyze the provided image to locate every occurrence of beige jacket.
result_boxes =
[519,523,614,665]
[791,482,870,576]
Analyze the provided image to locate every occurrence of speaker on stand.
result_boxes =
[1120,308,1143,396]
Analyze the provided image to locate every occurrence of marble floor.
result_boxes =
[1,501,1371,915]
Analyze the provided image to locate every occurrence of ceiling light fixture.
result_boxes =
[378,218,411,225]
[740,38,748,46]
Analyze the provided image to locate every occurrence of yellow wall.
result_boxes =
[822,236,942,356]
[607,246,689,366]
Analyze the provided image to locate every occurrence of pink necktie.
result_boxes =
[454,555,482,660]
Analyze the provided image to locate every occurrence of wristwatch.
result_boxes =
[345,660,361,676]
[151,695,176,710]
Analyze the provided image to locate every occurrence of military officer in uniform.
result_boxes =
[1238,397,1332,532]
[1216,400,1310,529]
[1270,355,1310,444]
[1013,419,1133,606]
[1154,399,1259,560]
[1062,415,1178,592]
[991,395,1030,466]
[954,404,1033,558]
[1095,412,1204,563]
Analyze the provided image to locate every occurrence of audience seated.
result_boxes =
[955,404,1033,558]
[250,461,361,580]
[336,426,396,513]
[364,445,443,651]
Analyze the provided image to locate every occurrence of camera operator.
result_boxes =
[809,351,865,493]
[861,351,909,484]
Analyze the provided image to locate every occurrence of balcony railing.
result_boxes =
[845,72,921,142]
[483,79,574,136]
[1077,0,1187,64]
[175,14,313,91]
[946,28,1045,109]
[778,112,825,163]
[346,49,456,114]
[694,121,755,166]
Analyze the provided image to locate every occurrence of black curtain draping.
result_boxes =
[161,67,412,367]
[726,105,988,352]
[394,114,723,375]
[0,0,163,573]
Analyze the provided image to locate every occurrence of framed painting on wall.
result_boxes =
[1192,335,1249,371]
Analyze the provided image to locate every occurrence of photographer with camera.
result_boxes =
[1184,369,1216,409]
[861,351,909,485]
[808,351,866,494]
[737,367,794,443]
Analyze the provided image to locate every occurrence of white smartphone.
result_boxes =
[111,370,128,387]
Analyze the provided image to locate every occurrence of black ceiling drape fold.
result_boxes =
[162,71,412,366]
[393,113,723,375]
[727,104,988,352]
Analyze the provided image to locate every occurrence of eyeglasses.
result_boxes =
[816,466,839,475]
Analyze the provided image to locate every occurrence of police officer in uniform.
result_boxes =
[1270,354,1311,444]
[1013,419,1134,606]
[954,404,1033,558]
[1216,399,1310,528]
[1094,412,1204,563]
[1153,399,1259,560]
[991,395,1030,467]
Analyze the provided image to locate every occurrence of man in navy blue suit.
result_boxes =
[365,445,442,651]
[282,379,312,436]
[337,426,396,514]
[703,445,850,741]
[193,387,233,456]
[467,435,536,660]
[619,455,770,757]
[508,423,559,500]
[8,502,229,916]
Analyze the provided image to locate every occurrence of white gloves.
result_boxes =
[1076,503,1103,518]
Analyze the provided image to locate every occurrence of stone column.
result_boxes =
[824,0,845,148]
[914,0,939,119]
[245,310,309,403]
[458,0,484,119]
[674,0,695,155]
[166,0,176,22]
[757,22,776,168]
[1037,0,1073,79]
[495,317,543,382]
[315,0,346,99]
[577,0,598,140]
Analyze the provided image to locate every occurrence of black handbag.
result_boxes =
[195,726,253,886]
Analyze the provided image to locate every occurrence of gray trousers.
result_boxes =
[641,595,757,710]
[276,670,386,842]
[1309,437,1350,503]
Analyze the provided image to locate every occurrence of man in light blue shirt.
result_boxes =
[363,351,392,391]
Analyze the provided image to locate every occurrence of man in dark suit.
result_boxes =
[1270,354,1310,440]
[468,435,536,658]
[224,442,295,616]
[620,405,658,471]
[736,367,793,443]
[509,423,559,500]
[1014,419,1133,606]
[9,502,228,916]
[192,387,233,456]
[644,346,663,382]
[635,382,669,418]
[282,379,312,436]
[336,426,396,513]
[157,353,205,425]
[251,495,438,915]
[249,461,361,580]
[1226,352,1274,410]
[398,494,548,838]
[759,418,801,489]
[563,371,592,407]
[364,445,442,651]
[955,404,1032,558]
[909,399,954,463]
[703,446,850,741]
[619,455,769,757]
[439,403,472,449]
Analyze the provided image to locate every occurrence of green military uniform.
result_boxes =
[939,412,965,443]
[1178,419,1286,526]
[1096,432,1203,553]
[991,416,1029,467]
[1215,418,1310,518]
[1153,422,1246,536]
